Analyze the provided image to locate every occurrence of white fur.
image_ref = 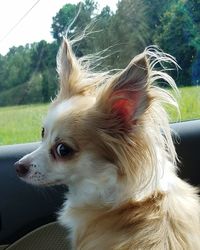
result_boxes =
[16,42,200,249]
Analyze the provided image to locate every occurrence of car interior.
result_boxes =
[0,119,200,249]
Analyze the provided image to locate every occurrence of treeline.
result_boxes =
[0,0,199,106]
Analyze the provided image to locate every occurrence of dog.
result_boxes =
[15,38,200,249]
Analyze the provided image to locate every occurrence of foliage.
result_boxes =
[51,3,77,42]
[104,0,150,69]
[153,0,199,85]
[0,41,58,105]
[0,0,199,107]
[0,45,32,91]
[51,0,97,54]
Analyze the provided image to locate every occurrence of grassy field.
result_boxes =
[0,86,199,145]
[0,104,48,145]
[168,86,200,122]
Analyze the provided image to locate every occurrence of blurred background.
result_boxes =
[0,0,199,145]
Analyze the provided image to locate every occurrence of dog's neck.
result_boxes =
[64,149,175,209]
[58,149,177,249]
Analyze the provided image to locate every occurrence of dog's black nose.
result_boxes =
[15,162,29,177]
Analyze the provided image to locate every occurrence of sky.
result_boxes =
[0,0,118,55]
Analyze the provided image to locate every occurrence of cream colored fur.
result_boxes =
[17,39,200,249]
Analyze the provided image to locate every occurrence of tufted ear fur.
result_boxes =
[96,52,150,129]
[56,39,83,101]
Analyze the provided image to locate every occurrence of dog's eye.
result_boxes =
[56,143,74,158]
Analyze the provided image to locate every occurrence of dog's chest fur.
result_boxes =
[59,189,200,250]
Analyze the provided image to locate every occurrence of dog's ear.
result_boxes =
[56,39,83,100]
[97,52,150,129]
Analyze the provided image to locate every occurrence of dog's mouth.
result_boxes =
[39,179,64,187]
[19,174,64,187]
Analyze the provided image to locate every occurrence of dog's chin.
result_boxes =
[39,180,65,187]
[35,181,63,187]
[19,176,64,187]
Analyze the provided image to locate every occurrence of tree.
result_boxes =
[30,41,58,102]
[0,40,59,106]
[93,6,113,51]
[1,45,32,90]
[154,1,197,85]
[0,55,5,90]
[51,0,97,44]
[142,0,171,43]
[1,0,199,106]
[51,3,77,42]
[185,0,200,85]
[103,0,149,69]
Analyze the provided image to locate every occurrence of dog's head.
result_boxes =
[15,39,177,203]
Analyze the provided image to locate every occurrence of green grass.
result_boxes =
[0,104,48,145]
[0,86,199,145]
[168,86,200,122]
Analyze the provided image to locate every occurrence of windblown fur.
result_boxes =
[16,38,200,249]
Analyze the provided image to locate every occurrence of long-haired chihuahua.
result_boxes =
[15,38,200,249]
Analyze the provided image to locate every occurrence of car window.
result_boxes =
[0,0,199,145]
